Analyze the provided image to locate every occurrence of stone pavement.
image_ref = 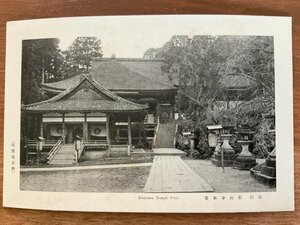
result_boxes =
[152,148,187,156]
[143,155,214,193]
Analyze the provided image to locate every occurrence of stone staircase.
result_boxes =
[154,121,177,148]
[49,144,76,165]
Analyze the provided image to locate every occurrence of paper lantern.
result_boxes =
[208,132,218,147]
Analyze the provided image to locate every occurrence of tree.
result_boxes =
[144,35,274,158]
[22,38,63,104]
[62,37,103,78]
[220,36,274,97]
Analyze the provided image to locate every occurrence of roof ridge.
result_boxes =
[23,75,148,110]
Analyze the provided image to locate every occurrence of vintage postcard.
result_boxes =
[3,15,294,212]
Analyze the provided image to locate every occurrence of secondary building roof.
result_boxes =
[41,58,177,93]
[23,75,148,113]
[41,58,256,94]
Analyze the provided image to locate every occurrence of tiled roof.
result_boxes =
[23,76,148,113]
[23,100,147,113]
[41,58,256,93]
[42,58,177,92]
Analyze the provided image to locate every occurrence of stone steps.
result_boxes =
[154,121,176,148]
[49,159,76,165]
[49,144,76,165]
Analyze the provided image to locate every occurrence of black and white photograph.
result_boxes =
[3,15,293,212]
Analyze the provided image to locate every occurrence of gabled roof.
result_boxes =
[23,75,148,113]
[41,58,177,93]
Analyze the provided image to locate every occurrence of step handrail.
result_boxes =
[173,123,178,147]
[47,138,63,164]
[153,116,160,148]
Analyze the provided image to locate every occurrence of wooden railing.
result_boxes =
[27,139,57,148]
[83,140,108,148]
[46,137,63,164]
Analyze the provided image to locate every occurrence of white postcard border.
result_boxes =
[3,15,294,212]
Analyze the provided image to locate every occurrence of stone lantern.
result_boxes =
[211,125,236,167]
[189,131,196,159]
[266,129,276,168]
[234,126,257,170]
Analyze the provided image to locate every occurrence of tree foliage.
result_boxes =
[21,38,63,104]
[144,35,275,158]
[61,37,103,78]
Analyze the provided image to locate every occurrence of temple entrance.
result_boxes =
[157,103,174,124]
[66,124,83,143]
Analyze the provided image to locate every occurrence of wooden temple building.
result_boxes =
[21,57,256,165]
[21,58,178,165]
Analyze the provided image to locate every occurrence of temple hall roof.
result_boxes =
[41,58,177,93]
[23,75,148,113]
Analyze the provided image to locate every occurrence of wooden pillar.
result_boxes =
[128,115,132,156]
[83,113,88,141]
[116,128,120,143]
[46,124,50,140]
[62,113,65,144]
[40,114,43,137]
[138,127,142,145]
[106,114,111,156]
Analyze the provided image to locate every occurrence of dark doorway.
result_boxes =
[66,124,83,143]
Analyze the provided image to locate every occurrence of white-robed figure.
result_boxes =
[74,134,82,162]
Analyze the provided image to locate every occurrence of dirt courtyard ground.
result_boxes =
[20,159,275,193]
[20,166,151,192]
[185,159,275,193]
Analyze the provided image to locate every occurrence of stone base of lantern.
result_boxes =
[233,155,257,170]
[211,150,237,167]
[250,156,276,187]
[266,156,276,167]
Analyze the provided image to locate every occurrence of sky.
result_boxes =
[17,15,278,58]
[58,33,172,58]
[54,16,202,58]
